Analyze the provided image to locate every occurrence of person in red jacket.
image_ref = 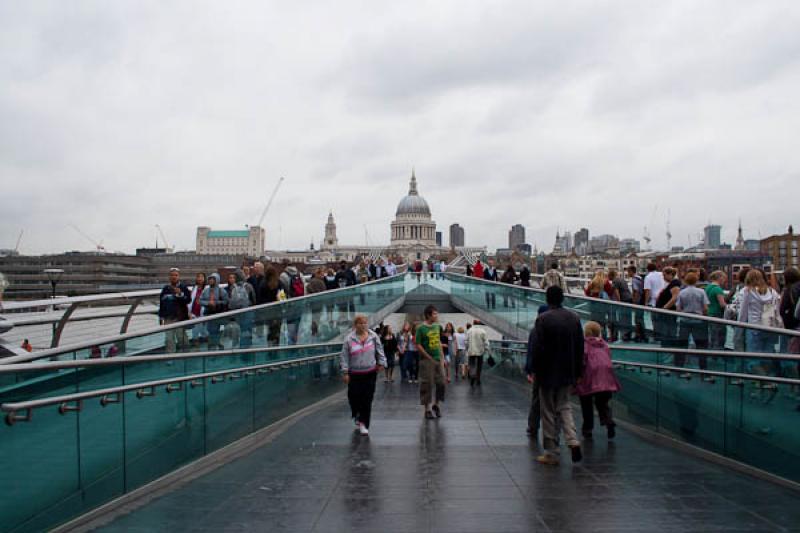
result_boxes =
[473,260,484,279]
[576,321,621,440]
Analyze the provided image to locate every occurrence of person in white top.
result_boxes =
[453,326,468,380]
[466,319,490,386]
[643,263,665,307]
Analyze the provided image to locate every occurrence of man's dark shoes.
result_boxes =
[608,425,616,439]
[582,430,593,440]
[432,405,441,418]
[570,445,583,463]
[425,410,435,419]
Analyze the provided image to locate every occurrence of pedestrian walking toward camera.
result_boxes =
[200,273,228,349]
[417,305,446,419]
[381,324,398,383]
[577,321,620,440]
[341,315,386,436]
[466,319,489,387]
[159,268,192,352]
[529,286,584,465]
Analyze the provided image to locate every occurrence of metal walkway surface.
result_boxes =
[92,377,800,533]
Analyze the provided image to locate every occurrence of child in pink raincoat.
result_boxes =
[576,321,621,439]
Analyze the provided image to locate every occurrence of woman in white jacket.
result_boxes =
[738,269,781,354]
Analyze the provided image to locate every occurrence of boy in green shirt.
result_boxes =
[417,305,446,419]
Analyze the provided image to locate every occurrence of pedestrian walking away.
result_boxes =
[340,315,386,436]
[526,305,550,440]
[466,318,490,387]
[528,286,584,465]
[576,321,621,440]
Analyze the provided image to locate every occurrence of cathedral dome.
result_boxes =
[395,170,431,217]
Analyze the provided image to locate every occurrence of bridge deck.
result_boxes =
[93,377,800,533]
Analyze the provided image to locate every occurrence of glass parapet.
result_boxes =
[488,339,800,485]
[0,348,343,533]
[445,272,800,356]
[5,274,405,365]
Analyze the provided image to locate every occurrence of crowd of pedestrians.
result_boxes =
[156,258,401,353]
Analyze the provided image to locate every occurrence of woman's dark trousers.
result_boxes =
[348,372,377,428]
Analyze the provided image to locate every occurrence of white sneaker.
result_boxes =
[358,423,369,436]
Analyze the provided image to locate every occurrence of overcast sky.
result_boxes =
[1,1,798,255]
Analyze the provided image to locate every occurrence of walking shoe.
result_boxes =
[582,430,593,440]
[425,410,435,419]
[570,445,583,463]
[432,405,441,418]
[607,425,616,439]
[353,417,360,427]
[358,423,369,436]
[536,454,559,465]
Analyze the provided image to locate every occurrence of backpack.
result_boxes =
[229,283,250,310]
[289,273,305,297]
[724,287,743,321]
[760,290,782,329]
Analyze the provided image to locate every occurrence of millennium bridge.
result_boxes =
[2,273,800,532]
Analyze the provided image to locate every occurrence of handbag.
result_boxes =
[487,355,496,368]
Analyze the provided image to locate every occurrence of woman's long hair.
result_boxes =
[264,266,279,290]
[745,269,768,295]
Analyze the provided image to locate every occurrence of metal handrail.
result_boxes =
[0,289,162,312]
[445,272,800,337]
[609,360,800,386]
[489,347,800,386]
[0,341,343,374]
[1,352,340,425]
[1,272,406,365]
[489,340,800,363]
[4,306,157,328]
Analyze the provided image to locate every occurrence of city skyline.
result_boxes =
[1,2,798,255]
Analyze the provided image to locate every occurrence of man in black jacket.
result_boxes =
[158,268,192,352]
[528,286,584,465]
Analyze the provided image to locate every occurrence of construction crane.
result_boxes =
[69,224,106,251]
[642,205,658,251]
[642,225,652,251]
[14,230,23,253]
[255,177,285,228]
[155,224,173,252]
[665,209,672,251]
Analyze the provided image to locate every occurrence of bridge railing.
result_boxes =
[0,273,407,365]
[0,344,344,533]
[0,289,163,352]
[489,338,800,486]
[441,272,800,354]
